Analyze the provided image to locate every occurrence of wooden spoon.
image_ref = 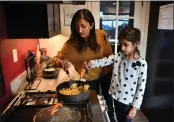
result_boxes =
[80,68,88,79]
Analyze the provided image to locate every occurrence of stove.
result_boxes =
[0,90,105,122]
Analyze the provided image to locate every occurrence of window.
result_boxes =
[100,1,135,41]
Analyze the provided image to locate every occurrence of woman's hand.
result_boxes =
[127,107,137,119]
[60,59,69,71]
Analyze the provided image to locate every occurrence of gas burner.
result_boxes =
[0,90,106,122]
[21,97,54,105]
[20,90,58,106]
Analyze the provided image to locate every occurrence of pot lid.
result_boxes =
[33,105,81,122]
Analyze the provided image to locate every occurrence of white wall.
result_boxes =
[134,2,150,59]
[59,1,100,37]
[39,34,69,58]
[88,2,100,29]
[60,4,87,37]
[140,2,150,59]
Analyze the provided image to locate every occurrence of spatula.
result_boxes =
[65,70,75,87]
[80,67,88,79]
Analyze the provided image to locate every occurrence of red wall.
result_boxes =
[0,3,8,110]
[0,39,39,108]
[0,4,40,110]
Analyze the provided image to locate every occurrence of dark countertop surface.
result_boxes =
[0,90,104,122]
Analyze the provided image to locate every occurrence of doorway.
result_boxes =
[142,2,173,122]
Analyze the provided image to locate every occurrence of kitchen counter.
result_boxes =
[14,78,108,121]
[28,78,59,92]
[1,78,106,122]
[15,78,60,94]
[14,78,149,122]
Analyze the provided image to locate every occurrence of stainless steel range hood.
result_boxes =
[48,1,86,5]
[62,1,86,5]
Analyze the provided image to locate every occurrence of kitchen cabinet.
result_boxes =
[47,4,61,38]
[4,3,49,38]
[0,3,7,39]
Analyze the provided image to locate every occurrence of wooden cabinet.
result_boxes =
[4,3,49,38]
[0,3,7,39]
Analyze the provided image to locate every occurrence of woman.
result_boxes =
[52,9,116,122]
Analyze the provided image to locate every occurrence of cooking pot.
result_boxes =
[56,80,90,103]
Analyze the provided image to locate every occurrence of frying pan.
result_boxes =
[56,80,90,103]
[56,68,90,103]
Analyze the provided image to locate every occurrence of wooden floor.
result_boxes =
[0,107,150,122]
[142,108,172,122]
[132,110,149,122]
[114,110,149,122]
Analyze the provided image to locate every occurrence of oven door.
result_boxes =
[98,95,111,122]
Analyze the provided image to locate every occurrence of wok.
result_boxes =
[56,80,91,103]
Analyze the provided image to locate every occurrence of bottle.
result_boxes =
[36,45,41,64]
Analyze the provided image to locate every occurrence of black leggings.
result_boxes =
[114,100,132,122]
[88,70,116,122]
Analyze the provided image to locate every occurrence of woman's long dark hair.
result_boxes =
[70,9,99,52]
[118,26,141,57]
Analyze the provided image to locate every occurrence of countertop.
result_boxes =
[9,78,149,122]
[7,78,105,122]
[15,78,59,94]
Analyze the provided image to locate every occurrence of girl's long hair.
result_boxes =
[70,9,100,52]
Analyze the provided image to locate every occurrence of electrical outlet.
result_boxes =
[12,49,18,62]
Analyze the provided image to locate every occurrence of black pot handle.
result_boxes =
[69,80,76,87]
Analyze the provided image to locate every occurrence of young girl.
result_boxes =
[84,26,147,122]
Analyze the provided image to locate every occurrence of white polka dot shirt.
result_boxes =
[90,52,147,108]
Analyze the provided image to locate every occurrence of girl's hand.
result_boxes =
[82,61,92,69]
[127,107,137,119]
[87,61,92,68]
